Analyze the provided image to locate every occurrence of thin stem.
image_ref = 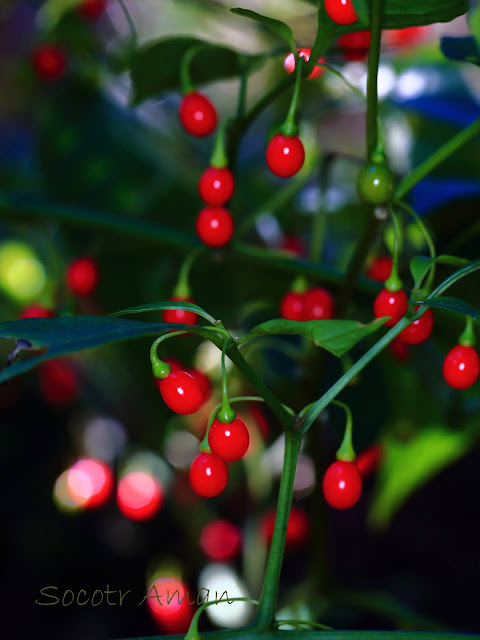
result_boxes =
[217,338,236,423]
[253,428,303,630]
[460,316,476,347]
[282,57,304,136]
[332,399,355,461]
[180,45,205,94]
[395,116,480,199]
[366,0,385,157]
[186,598,259,640]
[116,0,138,50]
[210,120,230,169]
[310,153,334,263]
[384,207,403,293]
[174,247,205,298]
[150,332,187,378]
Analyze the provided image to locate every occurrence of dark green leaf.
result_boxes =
[240,318,386,357]
[380,0,468,28]
[410,255,469,289]
[230,8,296,53]
[110,300,218,324]
[0,316,216,384]
[128,37,265,105]
[415,296,480,320]
[440,36,480,67]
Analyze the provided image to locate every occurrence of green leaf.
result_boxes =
[0,316,217,384]
[469,1,480,50]
[110,300,218,325]
[368,426,473,530]
[410,255,469,289]
[415,296,480,321]
[380,0,468,28]
[440,36,480,67]
[230,8,296,53]
[240,317,387,357]
[128,37,265,105]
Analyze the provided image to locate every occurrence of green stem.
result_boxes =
[180,45,205,94]
[366,0,385,157]
[281,57,304,137]
[459,316,476,347]
[217,338,237,423]
[310,153,334,263]
[150,332,187,378]
[174,248,205,298]
[210,120,230,169]
[395,116,480,199]
[116,0,138,50]
[253,428,303,630]
[186,598,259,640]
[384,207,403,293]
[332,399,355,462]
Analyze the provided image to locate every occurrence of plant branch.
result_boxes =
[366,0,385,157]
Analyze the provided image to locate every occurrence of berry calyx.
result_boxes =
[397,307,434,345]
[189,452,228,497]
[366,255,393,282]
[443,345,480,390]
[266,134,305,178]
[158,370,204,414]
[357,160,395,205]
[162,297,198,326]
[355,444,382,477]
[31,45,67,81]
[284,49,324,80]
[79,0,107,20]
[322,460,362,509]
[200,519,242,561]
[198,167,235,206]
[324,0,358,25]
[338,31,371,61]
[179,92,217,137]
[302,287,335,320]
[196,206,234,247]
[208,416,250,462]
[19,304,54,319]
[280,291,305,321]
[66,257,99,297]
[373,288,408,327]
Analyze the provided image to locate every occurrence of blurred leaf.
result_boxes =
[415,296,480,321]
[410,255,469,289]
[470,1,480,49]
[240,318,387,357]
[37,0,82,27]
[128,37,266,105]
[369,425,473,530]
[440,36,480,66]
[111,300,217,324]
[231,8,296,53]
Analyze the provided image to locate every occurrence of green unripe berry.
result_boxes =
[356,161,395,205]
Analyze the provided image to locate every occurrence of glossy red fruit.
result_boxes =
[338,31,371,61]
[117,471,163,521]
[158,370,204,414]
[280,291,305,321]
[443,345,480,390]
[39,359,78,407]
[284,48,324,80]
[196,206,234,247]
[179,92,217,137]
[355,444,382,477]
[66,257,99,297]
[189,452,228,497]
[397,307,434,345]
[79,0,107,20]
[31,45,67,81]
[322,460,362,509]
[373,288,408,327]
[198,167,235,206]
[186,368,212,402]
[146,577,195,634]
[324,0,358,25]
[208,417,250,462]
[388,337,410,362]
[200,519,242,561]
[366,255,392,282]
[302,287,335,320]
[260,506,310,549]
[163,297,198,326]
[19,304,54,319]
[266,134,305,178]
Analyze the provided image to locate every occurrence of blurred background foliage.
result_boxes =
[1,1,480,639]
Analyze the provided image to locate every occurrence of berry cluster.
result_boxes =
[281,287,335,321]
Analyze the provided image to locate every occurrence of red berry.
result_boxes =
[208,417,250,462]
[324,0,358,25]
[338,31,371,61]
[366,255,392,282]
[158,370,204,414]
[397,307,434,345]
[189,452,228,497]
[280,291,304,321]
[443,345,480,390]
[31,44,67,81]
[117,471,163,521]
[39,359,78,406]
[200,519,242,561]
[186,368,212,401]
[385,26,428,48]
[250,406,269,439]
[146,577,195,634]
[302,287,335,320]
[373,288,408,327]
[163,297,198,326]
[179,92,217,137]
[199,167,235,206]
[79,0,107,20]
[355,444,382,477]
[322,460,362,509]
[266,134,305,178]
[284,49,324,80]
[196,206,234,247]
[19,304,54,319]
[388,337,410,362]
[260,506,310,549]
[66,257,99,297]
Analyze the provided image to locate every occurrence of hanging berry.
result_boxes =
[302,287,335,320]
[324,0,358,25]
[199,167,235,206]
[357,152,395,205]
[66,257,99,297]
[366,255,393,282]
[443,345,479,389]
[196,206,234,247]
[189,452,228,497]
[338,31,371,61]
[397,307,434,345]
[208,416,250,462]
[266,134,305,178]
[179,92,217,137]
[280,291,305,321]
[374,288,408,327]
